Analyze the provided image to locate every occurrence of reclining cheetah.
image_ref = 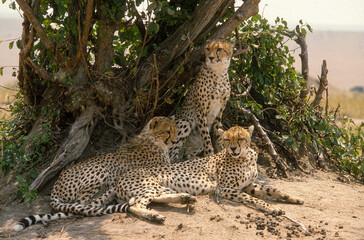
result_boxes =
[169,39,234,162]
[38,125,303,224]
[13,116,177,231]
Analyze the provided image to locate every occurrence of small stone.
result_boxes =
[334,232,340,237]
[325,222,328,225]
[236,215,241,219]
[338,225,343,229]
[176,223,183,230]
[352,215,358,218]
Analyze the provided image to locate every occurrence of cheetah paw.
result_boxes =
[271,206,284,216]
[180,194,197,204]
[294,197,304,205]
[150,213,166,223]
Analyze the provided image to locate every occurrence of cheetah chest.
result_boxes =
[205,83,230,128]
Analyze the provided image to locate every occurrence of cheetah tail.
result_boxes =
[13,212,72,231]
[13,202,130,232]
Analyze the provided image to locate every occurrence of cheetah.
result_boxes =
[62,126,304,223]
[170,39,234,162]
[13,116,177,231]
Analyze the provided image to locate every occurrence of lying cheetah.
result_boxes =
[13,116,177,231]
[170,39,234,162]
[41,125,303,224]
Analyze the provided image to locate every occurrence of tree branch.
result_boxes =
[312,60,328,108]
[30,104,100,191]
[283,26,309,100]
[136,0,232,87]
[25,57,54,81]
[15,0,64,64]
[239,106,289,177]
[209,0,260,40]
[72,0,94,67]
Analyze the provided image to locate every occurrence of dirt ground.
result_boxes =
[0,170,363,240]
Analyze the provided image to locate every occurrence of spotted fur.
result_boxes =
[170,39,234,162]
[85,126,304,222]
[13,116,177,231]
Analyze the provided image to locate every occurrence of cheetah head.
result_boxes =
[148,116,178,146]
[220,126,254,158]
[204,39,234,69]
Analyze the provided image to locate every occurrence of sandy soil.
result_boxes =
[0,171,363,240]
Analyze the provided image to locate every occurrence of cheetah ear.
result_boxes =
[149,118,159,129]
[248,125,254,138]
[218,128,224,136]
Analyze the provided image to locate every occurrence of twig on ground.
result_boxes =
[283,215,307,232]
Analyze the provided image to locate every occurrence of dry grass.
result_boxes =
[0,82,18,119]
[326,87,364,121]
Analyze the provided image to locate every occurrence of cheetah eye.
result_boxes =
[206,47,210,51]
[217,48,222,51]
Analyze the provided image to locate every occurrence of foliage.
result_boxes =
[229,14,363,180]
[0,93,57,202]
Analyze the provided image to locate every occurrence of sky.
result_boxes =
[258,0,364,32]
[1,0,364,31]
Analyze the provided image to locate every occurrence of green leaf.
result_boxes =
[16,39,21,49]
[147,2,157,11]
[307,24,313,33]
[148,22,159,33]
[166,7,175,15]
[9,41,14,49]
[285,135,294,147]
[299,19,303,25]
[0,67,3,76]
[301,28,307,36]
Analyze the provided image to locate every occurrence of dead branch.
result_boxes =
[233,77,253,97]
[283,215,307,232]
[317,145,327,169]
[233,44,250,57]
[150,54,160,119]
[30,104,100,191]
[238,107,289,176]
[312,60,328,108]
[283,26,309,100]
[15,0,64,64]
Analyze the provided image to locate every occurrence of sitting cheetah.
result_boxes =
[44,126,303,224]
[170,39,234,162]
[13,116,177,231]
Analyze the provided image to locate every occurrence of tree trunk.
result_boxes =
[10,0,261,191]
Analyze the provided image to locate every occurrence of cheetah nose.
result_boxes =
[230,146,237,152]
[209,56,215,61]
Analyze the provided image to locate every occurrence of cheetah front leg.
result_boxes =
[197,112,215,156]
[169,119,192,162]
[218,187,284,215]
[243,183,304,205]
[211,108,226,152]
